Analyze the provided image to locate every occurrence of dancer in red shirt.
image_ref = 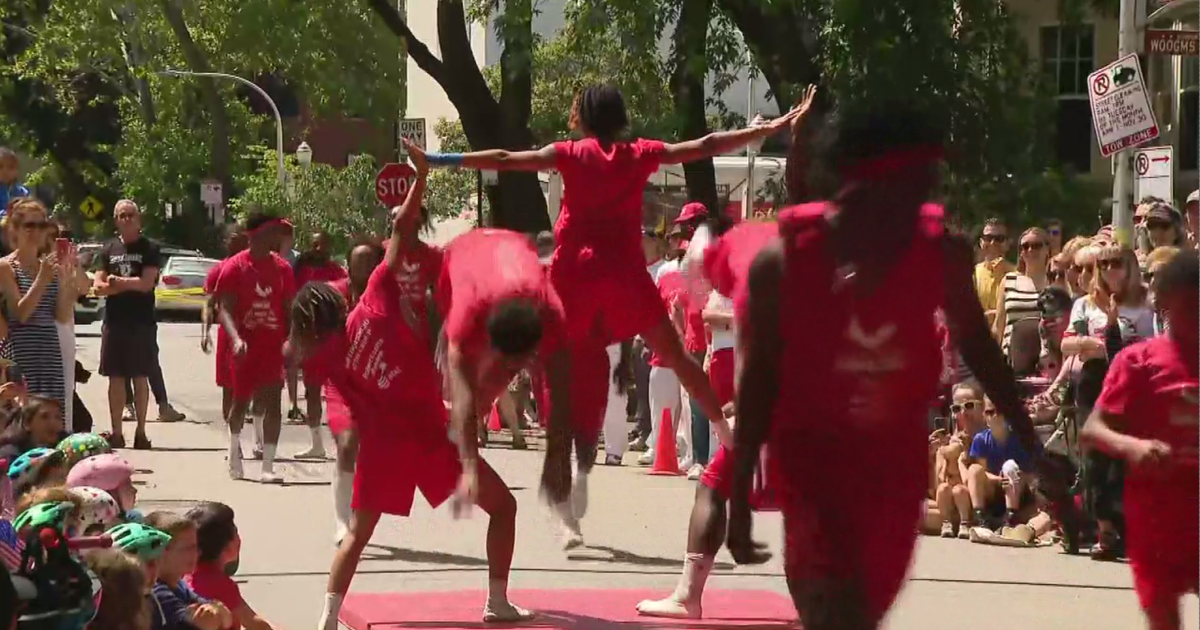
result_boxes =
[202,225,248,430]
[423,86,814,509]
[724,104,1040,630]
[290,230,348,458]
[298,147,540,630]
[1082,251,1198,630]
[212,213,296,484]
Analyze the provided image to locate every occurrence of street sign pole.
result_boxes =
[1111,0,1140,248]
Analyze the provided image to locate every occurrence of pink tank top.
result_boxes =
[770,203,945,462]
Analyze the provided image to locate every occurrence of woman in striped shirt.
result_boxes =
[993,227,1051,359]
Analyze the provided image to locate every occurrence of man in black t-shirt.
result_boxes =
[93,200,162,449]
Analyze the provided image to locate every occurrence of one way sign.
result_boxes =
[1133,146,1173,204]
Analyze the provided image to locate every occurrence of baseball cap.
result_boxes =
[1145,202,1179,223]
[674,202,708,225]
[1187,190,1198,205]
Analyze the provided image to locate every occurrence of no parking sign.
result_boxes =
[1088,54,1159,157]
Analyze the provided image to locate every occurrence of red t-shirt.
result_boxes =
[185,563,245,629]
[552,138,666,271]
[213,250,296,354]
[391,242,443,339]
[295,260,347,287]
[1095,336,1199,543]
[648,268,686,368]
[204,260,223,294]
[437,229,564,358]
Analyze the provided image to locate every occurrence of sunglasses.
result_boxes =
[950,400,981,414]
[21,221,49,230]
[1146,220,1172,231]
[1097,257,1123,270]
[981,234,1007,243]
[1019,241,1045,252]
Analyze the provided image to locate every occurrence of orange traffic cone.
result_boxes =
[487,404,503,432]
[649,408,682,476]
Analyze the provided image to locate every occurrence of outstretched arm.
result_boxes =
[941,234,1038,455]
[661,86,816,165]
[427,144,558,172]
[386,139,431,271]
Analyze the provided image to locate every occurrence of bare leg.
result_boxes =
[1145,598,1182,630]
[637,485,726,619]
[496,391,526,449]
[132,377,150,437]
[642,319,726,428]
[473,458,534,622]
[258,384,284,483]
[296,379,327,459]
[935,483,957,536]
[332,430,358,544]
[286,365,301,419]
[225,395,250,480]
[107,377,127,442]
[951,485,972,528]
[318,509,381,630]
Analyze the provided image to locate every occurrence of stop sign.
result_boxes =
[375,162,416,208]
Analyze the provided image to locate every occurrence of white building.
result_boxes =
[402,0,779,152]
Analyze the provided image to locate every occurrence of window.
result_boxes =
[1041,25,1095,172]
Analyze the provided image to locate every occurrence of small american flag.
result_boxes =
[0,519,24,572]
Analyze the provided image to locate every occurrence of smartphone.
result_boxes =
[55,237,70,260]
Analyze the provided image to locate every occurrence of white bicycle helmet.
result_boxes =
[67,486,120,535]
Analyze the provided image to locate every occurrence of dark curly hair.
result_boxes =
[569,84,629,144]
[291,281,348,342]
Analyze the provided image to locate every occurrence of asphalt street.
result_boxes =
[66,321,1199,630]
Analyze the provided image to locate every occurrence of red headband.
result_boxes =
[249,218,292,236]
[842,145,944,181]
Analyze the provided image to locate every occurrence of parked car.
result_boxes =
[155,256,220,317]
[74,242,204,324]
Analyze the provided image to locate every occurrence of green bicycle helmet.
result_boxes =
[13,501,75,534]
[106,523,171,561]
[57,433,113,467]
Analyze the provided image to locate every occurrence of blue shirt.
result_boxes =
[0,183,30,218]
[968,428,1031,475]
[150,580,208,630]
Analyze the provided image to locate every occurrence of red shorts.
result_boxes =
[352,403,460,517]
[229,336,286,400]
[700,446,734,498]
[537,341,609,439]
[325,384,353,437]
[709,348,735,406]
[215,329,231,389]
[551,263,666,346]
[1127,498,1199,611]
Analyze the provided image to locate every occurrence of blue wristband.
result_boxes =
[427,153,464,167]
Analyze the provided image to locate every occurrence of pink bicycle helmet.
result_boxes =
[66,453,134,492]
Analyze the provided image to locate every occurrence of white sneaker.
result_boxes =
[637,451,654,466]
[294,444,326,459]
[260,471,284,484]
[228,455,244,481]
[678,456,695,472]
[482,601,535,623]
[636,596,701,620]
[686,463,705,480]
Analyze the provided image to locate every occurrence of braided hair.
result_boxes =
[291,282,348,344]
[569,84,628,144]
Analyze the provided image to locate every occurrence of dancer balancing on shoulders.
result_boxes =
[1081,251,1198,630]
[723,102,1045,630]
[422,83,812,511]
[303,143,539,630]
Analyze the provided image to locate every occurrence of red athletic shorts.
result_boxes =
[325,384,353,437]
[537,340,609,439]
[1127,492,1199,611]
[228,335,286,400]
[551,263,666,346]
[214,329,231,389]
[352,402,460,516]
[708,348,735,406]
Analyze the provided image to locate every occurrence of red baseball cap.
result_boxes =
[674,202,708,225]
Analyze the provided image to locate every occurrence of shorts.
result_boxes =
[1127,497,1199,611]
[99,323,159,379]
[229,335,285,401]
[537,340,609,440]
[708,348,735,406]
[325,384,353,436]
[551,263,667,346]
[702,445,779,510]
[215,329,231,389]
[353,407,460,516]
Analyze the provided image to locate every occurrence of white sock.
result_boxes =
[253,419,264,448]
[310,427,322,450]
[671,553,713,603]
[333,470,353,539]
[318,592,344,630]
[262,444,277,474]
[486,578,508,607]
[570,470,590,518]
[228,431,242,459]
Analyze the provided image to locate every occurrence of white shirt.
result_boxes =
[1068,296,1155,344]
[707,292,736,352]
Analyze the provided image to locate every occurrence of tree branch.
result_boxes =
[363,0,446,84]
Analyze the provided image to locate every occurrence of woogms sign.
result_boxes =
[1145,30,1199,57]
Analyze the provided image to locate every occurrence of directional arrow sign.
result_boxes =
[1133,146,1173,204]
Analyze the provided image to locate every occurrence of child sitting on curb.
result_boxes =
[144,512,232,630]
[185,502,280,630]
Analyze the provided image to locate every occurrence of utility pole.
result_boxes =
[1111,0,1142,248]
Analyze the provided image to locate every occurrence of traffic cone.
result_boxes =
[487,404,503,432]
[649,408,682,476]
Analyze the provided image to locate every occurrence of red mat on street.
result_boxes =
[340,589,797,630]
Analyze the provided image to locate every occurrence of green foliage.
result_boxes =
[424,119,485,221]
[232,148,386,254]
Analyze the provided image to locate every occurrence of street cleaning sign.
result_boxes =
[1088,53,1159,157]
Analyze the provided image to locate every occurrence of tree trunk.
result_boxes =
[113,3,157,125]
[157,0,233,194]
[670,0,720,218]
[715,0,821,113]
[366,0,550,233]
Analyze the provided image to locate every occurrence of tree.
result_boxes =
[423,118,486,222]
[365,0,548,233]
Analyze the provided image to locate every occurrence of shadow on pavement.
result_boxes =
[362,543,488,567]
[577,546,734,571]
[233,566,782,579]
[908,576,1133,591]
[148,446,225,453]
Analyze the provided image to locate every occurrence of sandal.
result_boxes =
[105,433,126,449]
[1089,531,1123,561]
[133,431,152,451]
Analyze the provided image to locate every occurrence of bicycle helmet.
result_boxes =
[7,448,65,494]
[66,487,120,534]
[65,453,133,492]
[106,523,170,561]
[57,433,112,467]
[13,501,75,534]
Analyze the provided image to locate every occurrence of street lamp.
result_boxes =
[157,69,286,186]
[296,141,313,168]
